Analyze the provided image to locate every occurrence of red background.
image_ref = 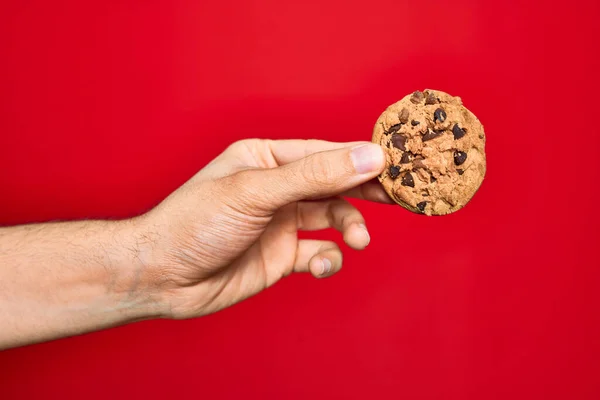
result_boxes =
[1,0,599,398]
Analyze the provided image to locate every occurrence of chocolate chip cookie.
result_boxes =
[372,89,486,215]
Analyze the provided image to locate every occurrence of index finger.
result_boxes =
[267,139,370,166]
[267,139,393,204]
[267,140,393,204]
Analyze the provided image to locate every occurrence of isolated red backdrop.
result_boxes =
[1,0,599,399]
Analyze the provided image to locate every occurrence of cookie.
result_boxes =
[372,89,486,216]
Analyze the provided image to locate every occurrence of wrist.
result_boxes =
[108,216,169,321]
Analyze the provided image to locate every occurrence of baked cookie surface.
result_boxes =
[372,89,486,215]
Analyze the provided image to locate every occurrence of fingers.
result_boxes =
[196,139,364,181]
[340,179,395,204]
[267,139,368,166]
[293,240,343,278]
[243,143,386,210]
[271,140,393,204]
[213,139,368,173]
[298,198,371,250]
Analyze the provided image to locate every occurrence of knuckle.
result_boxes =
[303,156,336,187]
[224,139,276,168]
[224,138,267,157]
[225,139,253,154]
[219,169,274,213]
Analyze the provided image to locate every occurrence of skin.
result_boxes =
[0,139,390,350]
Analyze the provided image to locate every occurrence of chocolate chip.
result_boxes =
[389,165,400,179]
[400,152,412,164]
[433,108,447,123]
[411,120,420,126]
[430,175,437,183]
[454,151,467,165]
[386,123,402,135]
[457,169,464,175]
[401,172,415,187]
[416,201,427,212]
[422,129,444,141]
[398,108,409,124]
[391,133,406,151]
[452,123,466,140]
[425,92,438,105]
[410,91,424,104]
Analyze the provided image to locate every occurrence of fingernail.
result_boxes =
[358,223,370,246]
[351,144,384,174]
[321,258,332,275]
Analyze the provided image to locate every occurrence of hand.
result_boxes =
[134,139,389,319]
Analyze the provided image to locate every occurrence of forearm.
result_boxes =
[0,219,162,349]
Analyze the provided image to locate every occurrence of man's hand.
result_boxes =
[134,139,389,319]
[0,139,388,348]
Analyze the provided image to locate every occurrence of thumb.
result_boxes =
[241,143,386,210]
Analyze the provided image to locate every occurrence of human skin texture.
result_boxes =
[0,139,390,349]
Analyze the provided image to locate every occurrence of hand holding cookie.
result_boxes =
[141,89,487,319]
[0,96,486,348]
[134,139,388,319]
